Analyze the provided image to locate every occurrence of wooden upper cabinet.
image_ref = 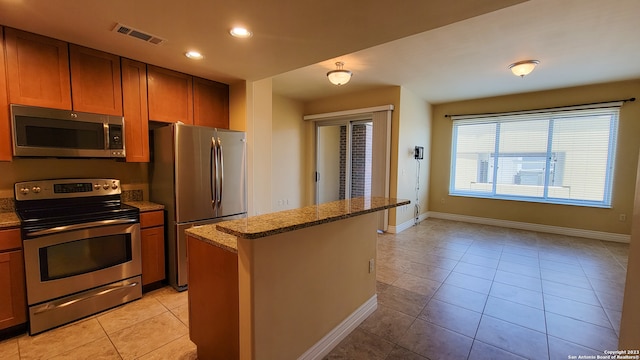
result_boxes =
[69,44,123,116]
[147,65,193,124]
[194,77,229,129]
[121,58,149,162]
[0,27,12,162]
[4,27,72,110]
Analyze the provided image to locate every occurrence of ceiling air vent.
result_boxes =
[112,23,166,45]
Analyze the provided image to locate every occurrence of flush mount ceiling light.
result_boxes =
[327,62,352,86]
[229,27,253,38]
[185,51,204,60]
[509,60,540,78]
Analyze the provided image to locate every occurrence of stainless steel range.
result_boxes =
[14,178,142,335]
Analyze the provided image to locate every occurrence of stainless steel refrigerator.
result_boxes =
[150,123,247,291]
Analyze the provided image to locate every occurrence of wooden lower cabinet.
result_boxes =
[0,228,27,330]
[187,235,239,359]
[140,211,165,287]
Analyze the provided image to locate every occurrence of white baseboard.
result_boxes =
[298,294,377,360]
[387,213,429,234]
[427,211,630,243]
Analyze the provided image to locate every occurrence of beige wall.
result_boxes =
[303,86,403,225]
[271,93,306,209]
[246,79,273,216]
[237,213,378,359]
[395,87,431,226]
[430,79,640,235]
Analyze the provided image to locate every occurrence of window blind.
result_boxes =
[449,104,621,207]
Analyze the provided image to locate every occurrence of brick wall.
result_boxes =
[339,123,373,199]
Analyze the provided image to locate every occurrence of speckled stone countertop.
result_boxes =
[216,197,410,240]
[0,198,19,229]
[124,201,165,212]
[0,211,20,229]
[186,226,239,253]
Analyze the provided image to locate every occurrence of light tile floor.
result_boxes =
[0,287,196,360]
[325,219,629,360]
[0,219,629,359]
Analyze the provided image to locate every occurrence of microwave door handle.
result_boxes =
[210,137,217,210]
[103,123,110,150]
[217,137,224,208]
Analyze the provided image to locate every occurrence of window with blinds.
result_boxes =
[449,104,620,207]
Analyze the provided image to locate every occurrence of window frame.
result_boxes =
[449,106,620,208]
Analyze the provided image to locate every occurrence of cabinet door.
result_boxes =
[69,44,123,115]
[141,226,165,286]
[121,58,149,162]
[194,77,229,129]
[147,65,193,124]
[4,27,72,110]
[0,27,12,161]
[0,250,27,329]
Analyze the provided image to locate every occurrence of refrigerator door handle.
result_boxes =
[210,137,218,210]
[217,137,224,208]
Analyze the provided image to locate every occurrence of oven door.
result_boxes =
[23,222,141,305]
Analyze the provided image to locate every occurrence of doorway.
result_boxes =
[310,106,392,231]
[316,120,373,203]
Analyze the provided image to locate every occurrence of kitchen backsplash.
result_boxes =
[0,198,14,211]
[121,189,144,202]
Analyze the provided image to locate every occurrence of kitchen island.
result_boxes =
[185,197,409,360]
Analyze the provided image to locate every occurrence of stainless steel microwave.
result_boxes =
[11,104,126,158]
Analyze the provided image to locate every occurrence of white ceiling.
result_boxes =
[1,0,639,105]
[273,0,640,104]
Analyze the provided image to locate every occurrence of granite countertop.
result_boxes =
[124,201,165,212]
[185,226,239,253]
[216,197,410,240]
[0,211,20,229]
[0,198,19,229]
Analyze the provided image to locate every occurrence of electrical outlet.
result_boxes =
[619,214,627,222]
[369,258,375,273]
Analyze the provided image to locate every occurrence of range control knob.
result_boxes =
[94,184,102,190]
[20,187,29,195]
[103,183,109,190]
[111,182,118,190]
[32,186,41,193]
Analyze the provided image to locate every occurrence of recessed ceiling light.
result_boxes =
[229,27,253,38]
[185,51,204,60]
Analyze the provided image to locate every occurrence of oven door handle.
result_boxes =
[33,281,139,315]
[27,218,138,237]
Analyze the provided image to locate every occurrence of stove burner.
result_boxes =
[14,179,139,238]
